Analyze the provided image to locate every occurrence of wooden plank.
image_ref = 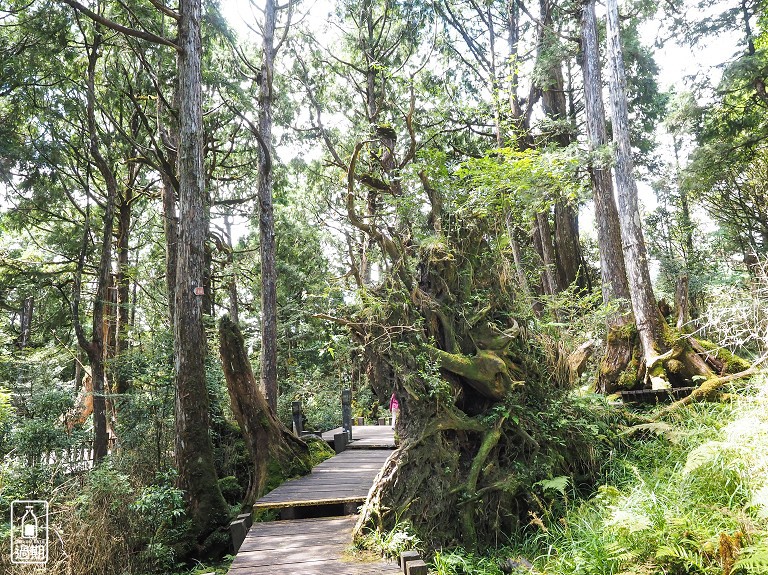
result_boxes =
[228,438,399,575]
[228,517,400,574]
[252,448,391,510]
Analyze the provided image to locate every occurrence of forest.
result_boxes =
[1,0,768,573]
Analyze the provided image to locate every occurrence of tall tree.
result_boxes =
[57,0,230,544]
[605,0,665,386]
[256,0,280,413]
[173,0,230,542]
[605,0,715,389]
[76,28,115,463]
[579,0,633,392]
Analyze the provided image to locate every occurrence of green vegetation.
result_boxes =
[425,376,768,575]
[1,0,767,572]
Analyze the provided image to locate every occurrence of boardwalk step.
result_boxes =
[228,426,398,574]
[227,516,400,574]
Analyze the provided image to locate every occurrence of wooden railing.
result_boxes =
[17,437,117,471]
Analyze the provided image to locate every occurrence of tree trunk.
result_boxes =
[579,0,634,393]
[17,296,34,349]
[160,92,179,324]
[536,0,587,292]
[258,0,279,414]
[174,0,229,544]
[505,216,534,307]
[161,174,178,324]
[605,0,668,388]
[114,186,132,395]
[535,211,562,296]
[603,0,718,390]
[219,316,312,506]
[675,274,690,331]
[225,215,240,324]
[75,30,114,464]
[555,202,589,291]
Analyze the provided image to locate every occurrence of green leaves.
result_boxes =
[455,146,586,226]
[534,475,570,496]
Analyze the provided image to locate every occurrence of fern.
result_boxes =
[733,547,768,574]
[535,476,570,495]
[656,542,707,572]
[621,422,685,444]
[606,541,638,565]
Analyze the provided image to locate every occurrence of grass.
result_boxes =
[430,376,768,575]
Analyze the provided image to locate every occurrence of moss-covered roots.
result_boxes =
[600,320,751,395]
[428,347,523,400]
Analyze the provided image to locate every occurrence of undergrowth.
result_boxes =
[430,376,768,575]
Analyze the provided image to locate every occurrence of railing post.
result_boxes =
[341,388,352,440]
[292,400,303,436]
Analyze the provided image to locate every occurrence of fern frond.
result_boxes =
[733,547,768,574]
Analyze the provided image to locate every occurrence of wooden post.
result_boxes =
[292,400,303,436]
[400,550,421,572]
[229,517,248,553]
[406,560,429,575]
[333,432,347,454]
[237,512,253,530]
[341,388,352,440]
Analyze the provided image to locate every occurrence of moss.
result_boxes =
[696,339,752,373]
[666,359,685,375]
[305,434,335,467]
[616,361,639,390]
[607,321,637,343]
[218,475,243,505]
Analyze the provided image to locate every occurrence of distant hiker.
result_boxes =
[389,392,399,428]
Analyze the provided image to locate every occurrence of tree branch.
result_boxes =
[57,0,178,49]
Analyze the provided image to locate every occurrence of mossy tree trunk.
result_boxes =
[339,161,608,548]
[579,0,634,394]
[219,315,312,506]
[604,0,718,390]
[174,0,230,543]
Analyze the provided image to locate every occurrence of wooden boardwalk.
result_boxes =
[228,425,398,574]
[321,425,396,449]
[252,449,392,511]
[227,516,400,574]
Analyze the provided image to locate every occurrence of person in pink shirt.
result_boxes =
[389,392,399,428]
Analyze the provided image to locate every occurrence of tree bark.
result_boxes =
[174,0,229,542]
[605,0,668,388]
[536,0,587,293]
[73,30,114,464]
[579,0,633,393]
[505,216,534,306]
[555,202,588,291]
[258,0,279,414]
[536,211,562,296]
[17,296,34,349]
[114,176,133,395]
[219,316,312,505]
[675,274,690,331]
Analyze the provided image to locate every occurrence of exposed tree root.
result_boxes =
[657,353,768,416]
